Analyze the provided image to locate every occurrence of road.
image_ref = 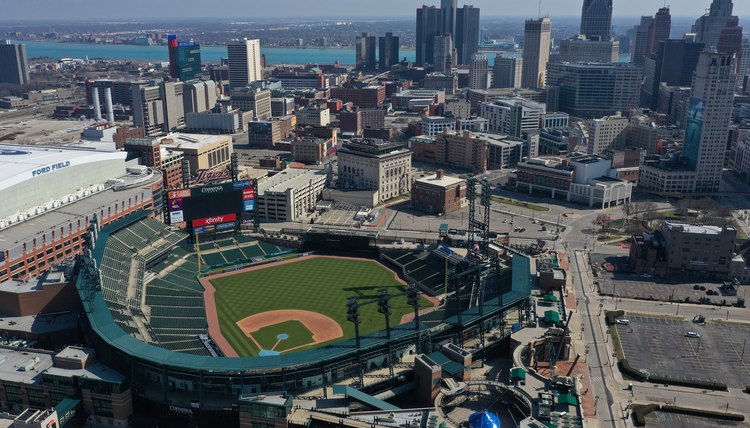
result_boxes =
[572,250,626,428]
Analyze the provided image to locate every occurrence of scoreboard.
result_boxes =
[166,180,256,226]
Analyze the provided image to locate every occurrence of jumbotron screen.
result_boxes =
[167,180,256,224]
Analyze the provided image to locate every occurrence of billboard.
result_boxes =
[167,180,256,225]
[683,96,704,169]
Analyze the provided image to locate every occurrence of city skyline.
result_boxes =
[2,0,750,20]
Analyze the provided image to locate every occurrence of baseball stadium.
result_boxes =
[71,178,533,424]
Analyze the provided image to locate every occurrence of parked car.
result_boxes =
[685,331,701,338]
[615,319,631,325]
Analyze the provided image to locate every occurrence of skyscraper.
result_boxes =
[646,7,672,56]
[631,16,654,67]
[441,0,457,43]
[0,41,29,85]
[416,5,443,66]
[168,35,203,82]
[355,33,377,70]
[521,18,552,89]
[683,52,736,192]
[717,17,743,72]
[546,62,642,118]
[455,5,480,65]
[433,34,454,75]
[493,55,523,89]
[227,39,262,89]
[644,39,704,109]
[580,0,613,40]
[378,32,400,70]
[692,0,736,51]
[469,53,488,90]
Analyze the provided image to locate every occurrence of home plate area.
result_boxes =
[236,310,344,356]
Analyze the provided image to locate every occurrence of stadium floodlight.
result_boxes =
[407,285,420,331]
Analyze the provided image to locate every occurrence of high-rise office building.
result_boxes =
[433,35,454,75]
[580,0,613,40]
[739,39,750,82]
[355,33,377,70]
[521,18,552,89]
[493,55,523,89]
[227,39,262,89]
[717,17,743,72]
[692,0,736,51]
[0,41,30,85]
[643,39,704,109]
[631,16,654,66]
[167,35,202,82]
[441,0,457,43]
[416,5,443,66]
[647,7,672,57]
[546,62,642,118]
[131,81,186,137]
[559,35,619,63]
[455,5,480,65]
[469,54,488,90]
[683,52,736,192]
[378,32,400,70]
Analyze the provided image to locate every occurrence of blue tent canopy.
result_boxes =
[469,410,501,428]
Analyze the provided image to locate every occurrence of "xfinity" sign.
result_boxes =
[192,213,237,227]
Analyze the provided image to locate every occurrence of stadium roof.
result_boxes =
[0,145,126,193]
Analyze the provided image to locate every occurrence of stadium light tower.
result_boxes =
[346,296,364,387]
[407,285,421,331]
[378,288,395,377]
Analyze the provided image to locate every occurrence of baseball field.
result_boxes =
[202,256,435,357]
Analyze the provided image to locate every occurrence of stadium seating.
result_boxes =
[99,218,297,356]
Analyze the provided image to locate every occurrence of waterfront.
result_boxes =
[17,40,629,65]
[18,40,416,65]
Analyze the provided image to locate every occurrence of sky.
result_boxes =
[1,0,749,21]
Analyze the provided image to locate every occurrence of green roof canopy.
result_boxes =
[557,393,578,406]
[510,367,527,380]
[543,294,559,302]
[544,310,561,323]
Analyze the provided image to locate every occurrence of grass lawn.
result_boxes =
[210,257,433,357]
[491,196,550,212]
[252,320,314,352]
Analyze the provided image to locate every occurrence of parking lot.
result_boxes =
[592,255,746,306]
[615,315,750,389]
[646,411,748,428]
[599,275,744,306]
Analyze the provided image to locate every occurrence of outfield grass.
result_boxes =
[252,320,313,352]
[210,257,433,357]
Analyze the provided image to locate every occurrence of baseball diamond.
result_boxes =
[201,255,435,357]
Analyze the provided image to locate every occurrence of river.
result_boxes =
[17,40,629,65]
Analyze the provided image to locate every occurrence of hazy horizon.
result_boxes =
[2,0,749,21]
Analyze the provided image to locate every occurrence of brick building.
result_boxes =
[329,86,385,108]
[412,170,466,214]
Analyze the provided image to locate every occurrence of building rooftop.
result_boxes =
[663,222,733,235]
[0,346,53,384]
[0,145,127,193]
[415,174,464,188]
[0,171,160,254]
[0,312,79,335]
[0,270,66,294]
[470,132,524,147]
[43,359,125,384]
[259,168,326,194]
[151,133,229,150]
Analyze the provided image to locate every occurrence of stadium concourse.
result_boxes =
[72,208,533,424]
